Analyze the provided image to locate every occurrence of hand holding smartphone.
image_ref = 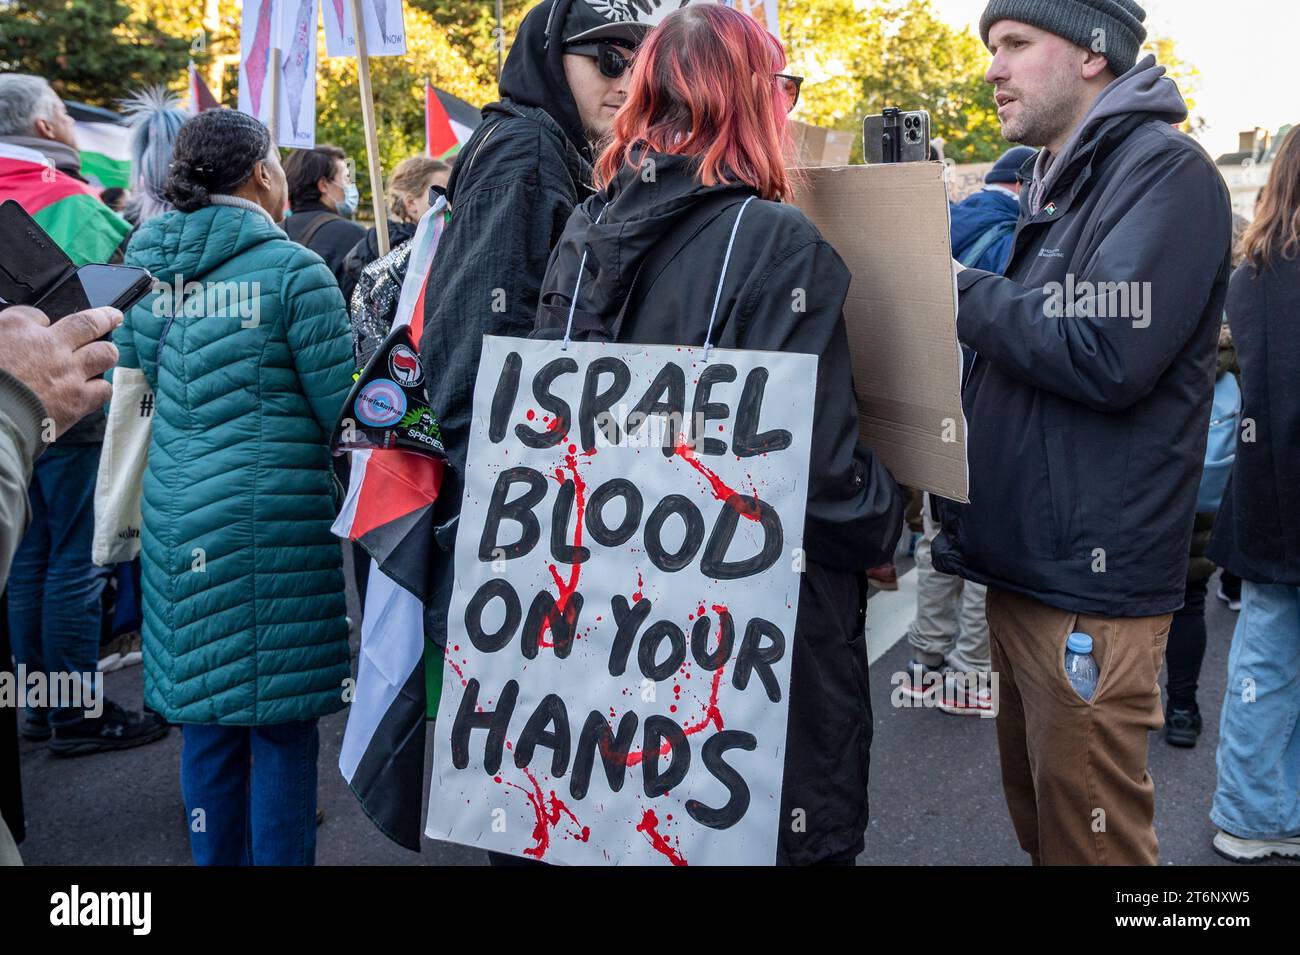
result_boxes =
[0,199,153,319]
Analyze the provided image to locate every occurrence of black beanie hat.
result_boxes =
[980,0,1148,75]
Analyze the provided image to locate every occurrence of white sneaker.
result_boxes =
[96,632,142,673]
[1216,585,1242,612]
[1212,829,1300,863]
[936,671,996,717]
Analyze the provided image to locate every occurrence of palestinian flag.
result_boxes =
[425,82,480,160]
[66,102,132,191]
[334,196,451,850]
[0,142,131,267]
[188,61,222,113]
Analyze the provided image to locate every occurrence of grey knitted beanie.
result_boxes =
[980,0,1148,75]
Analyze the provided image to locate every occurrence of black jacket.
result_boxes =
[418,0,596,644]
[535,153,904,864]
[283,200,366,288]
[1208,257,1300,584]
[340,220,417,305]
[932,88,1232,618]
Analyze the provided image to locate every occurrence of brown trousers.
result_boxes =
[985,588,1171,865]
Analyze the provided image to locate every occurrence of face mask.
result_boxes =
[336,183,359,217]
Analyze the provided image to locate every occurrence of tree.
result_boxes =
[312,6,496,210]
[409,0,531,90]
[0,0,193,105]
[782,0,1006,164]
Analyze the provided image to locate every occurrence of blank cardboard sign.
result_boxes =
[794,161,969,502]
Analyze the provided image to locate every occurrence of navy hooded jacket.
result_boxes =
[950,186,1021,273]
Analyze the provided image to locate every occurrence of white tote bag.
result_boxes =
[92,367,153,566]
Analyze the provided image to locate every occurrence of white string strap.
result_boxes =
[561,204,607,351]
[703,195,755,362]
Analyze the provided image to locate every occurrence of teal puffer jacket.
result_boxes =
[118,201,354,725]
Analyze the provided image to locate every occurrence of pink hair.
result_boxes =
[595,4,794,202]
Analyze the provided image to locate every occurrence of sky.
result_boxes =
[924,0,1298,159]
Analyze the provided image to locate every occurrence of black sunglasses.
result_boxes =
[565,42,634,79]
[775,73,803,112]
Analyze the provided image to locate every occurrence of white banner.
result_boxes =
[276,0,319,148]
[237,0,278,129]
[322,0,408,58]
[426,335,816,865]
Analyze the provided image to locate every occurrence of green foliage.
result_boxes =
[783,0,1006,163]
[409,0,531,88]
[311,6,496,215]
[0,0,194,105]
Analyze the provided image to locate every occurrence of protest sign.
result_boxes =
[275,0,319,148]
[322,0,408,57]
[237,0,278,131]
[945,161,995,203]
[794,161,969,501]
[426,336,816,865]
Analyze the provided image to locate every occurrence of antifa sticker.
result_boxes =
[331,325,447,459]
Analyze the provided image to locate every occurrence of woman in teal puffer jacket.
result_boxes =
[115,109,354,865]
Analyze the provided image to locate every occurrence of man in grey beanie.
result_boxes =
[931,0,1233,864]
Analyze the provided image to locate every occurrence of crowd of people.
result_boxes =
[0,0,1297,867]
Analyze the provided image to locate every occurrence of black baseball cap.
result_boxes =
[560,0,653,47]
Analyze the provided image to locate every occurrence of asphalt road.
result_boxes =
[13,550,1267,866]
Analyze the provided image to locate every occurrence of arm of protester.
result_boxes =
[282,253,356,438]
[955,147,1229,413]
[742,238,904,571]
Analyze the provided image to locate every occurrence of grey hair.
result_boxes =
[0,74,63,137]
[120,86,189,226]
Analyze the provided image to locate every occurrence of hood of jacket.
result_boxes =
[950,187,1020,256]
[495,0,591,163]
[556,151,754,319]
[1029,55,1188,213]
[127,201,287,284]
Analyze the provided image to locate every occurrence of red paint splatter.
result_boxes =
[631,570,644,604]
[673,439,761,520]
[621,609,728,768]
[502,768,590,859]
[636,809,687,866]
[444,647,467,687]
[538,449,587,649]
[526,409,536,421]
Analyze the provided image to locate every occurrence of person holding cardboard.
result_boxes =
[932,0,1233,865]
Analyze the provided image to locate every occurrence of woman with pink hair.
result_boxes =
[535,3,903,865]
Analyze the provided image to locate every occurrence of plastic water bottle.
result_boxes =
[1064,632,1099,701]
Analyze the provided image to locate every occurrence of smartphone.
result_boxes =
[33,263,155,320]
[864,108,932,164]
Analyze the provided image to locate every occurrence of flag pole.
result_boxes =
[268,46,281,148]
[348,0,390,256]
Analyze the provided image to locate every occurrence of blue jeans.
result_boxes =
[181,720,320,865]
[6,443,107,724]
[1211,580,1300,840]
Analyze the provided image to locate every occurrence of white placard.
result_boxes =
[322,0,408,57]
[276,0,319,148]
[237,0,278,128]
[426,335,817,866]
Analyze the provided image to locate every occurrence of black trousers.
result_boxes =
[1166,575,1210,709]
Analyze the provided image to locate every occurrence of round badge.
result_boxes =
[355,378,406,427]
[388,344,424,387]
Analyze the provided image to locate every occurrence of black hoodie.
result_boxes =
[419,0,597,644]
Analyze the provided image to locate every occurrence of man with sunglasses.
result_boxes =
[416,5,658,843]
